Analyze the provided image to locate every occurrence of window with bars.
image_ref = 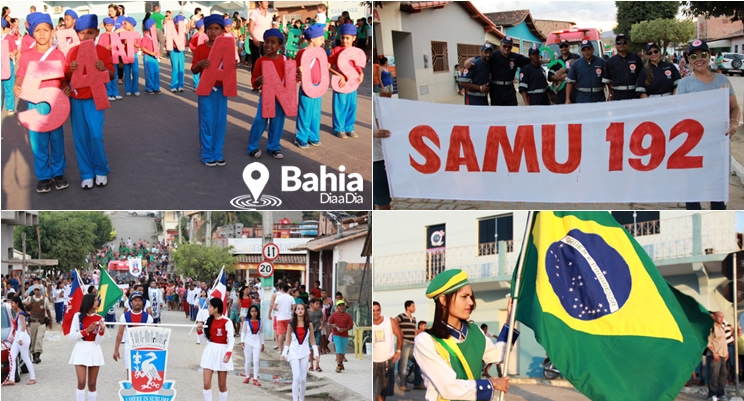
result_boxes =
[478,215,514,256]
[457,43,481,68]
[431,41,449,72]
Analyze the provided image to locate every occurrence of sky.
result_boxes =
[470,0,620,32]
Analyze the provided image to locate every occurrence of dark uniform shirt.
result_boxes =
[489,51,530,106]
[519,63,550,105]
[548,53,580,104]
[566,56,606,103]
[635,61,681,97]
[459,57,490,106]
[602,52,643,100]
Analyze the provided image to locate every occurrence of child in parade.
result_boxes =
[191,14,234,167]
[169,15,186,92]
[65,14,114,190]
[196,288,210,344]
[4,296,36,386]
[239,286,252,322]
[240,304,264,386]
[98,17,121,101]
[113,291,153,378]
[328,299,353,372]
[69,294,106,401]
[122,17,140,96]
[294,24,325,149]
[248,28,288,160]
[2,18,18,114]
[63,9,77,29]
[328,23,364,139]
[281,303,319,401]
[197,298,234,401]
[140,18,161,94]
[13,12,71,194]
[308,298,325,371]
[188,19,206,90]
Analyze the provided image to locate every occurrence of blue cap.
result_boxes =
[644,42,659,53]
[688,39,709,54]
[103,17,114,26]
[501,36,513,44]
[203,14,224,30]
[339,23,356,36]
[65,9,78,19]
[263,28,284,44]
[27,12,53,37]
[115,15,126,28]
[174,15,185,24]
[1,18,8,29]
[126,16,137,27]
[74,14,98,32]
[481,43,493,52]
[616,33,628,42]
[129,291,144,302]
[195,19,204,29]
[224,17,232,27]
[528,46,540,56]
[580,39,593,50]
[303,24,324,40]
[144,18,155,31]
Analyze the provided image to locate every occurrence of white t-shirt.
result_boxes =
[54,288,65,303]
[275,292,294,321]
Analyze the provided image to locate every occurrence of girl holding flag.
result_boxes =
[69,293,106,401]
[196,298,234,401]
[240,304,264,386]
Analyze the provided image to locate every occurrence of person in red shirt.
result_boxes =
[328,299,354,372]
[196,297,234,401]
[65,14,114,190]
[140,18,161,94]
[247,28,289,160]
[309,280,322,299]
[2,18,18,114]
[294,24,325,149]
[14,12,71,193]
[69,293,106,401]
[328,23,364,139]
[98,17,121,101]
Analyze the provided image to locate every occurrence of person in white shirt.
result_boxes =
[54,281,66,324]
[148,280,165,324]
[272,284,294,355]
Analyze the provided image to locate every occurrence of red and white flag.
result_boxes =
[209,266,228,308]
[62,269,84,335]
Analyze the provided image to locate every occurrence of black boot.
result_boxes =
[33,352,41,364]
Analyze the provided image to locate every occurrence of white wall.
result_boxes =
[337,237,366,264]
[374,1,402,59]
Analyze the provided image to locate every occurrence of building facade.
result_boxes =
[484,9,547,55]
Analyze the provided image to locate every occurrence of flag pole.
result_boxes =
[499,211,535,401]
[187,266,224,336]
[735,252,740,397]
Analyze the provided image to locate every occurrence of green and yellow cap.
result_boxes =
[426,269,469,299]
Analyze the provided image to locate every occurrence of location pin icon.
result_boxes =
[243,162,270,201]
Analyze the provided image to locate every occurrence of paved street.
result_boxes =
[390,75,744,210]
[108,211,159,245]
[1,54,372,210]
[2,308,371,400]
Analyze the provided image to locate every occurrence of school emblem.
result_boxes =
[119,327,176,401]
[664,70,672,78]
[692,40,702,46]
[595,68,602,76]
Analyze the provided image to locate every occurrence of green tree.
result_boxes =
[630,18,696,54]
[615,1,680,43]
[683,1,743,22]
[172,243,236,282]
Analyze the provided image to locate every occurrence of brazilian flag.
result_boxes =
[96,267,123,317]
[512,211,713,401]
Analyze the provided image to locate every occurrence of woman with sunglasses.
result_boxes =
[635,42,680,98]
[69,294,106,401]
[677,39,741,210]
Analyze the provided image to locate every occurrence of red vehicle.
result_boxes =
[544,27,605,59]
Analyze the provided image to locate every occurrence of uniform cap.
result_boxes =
[74,14,97,32]
[426,269,470,299]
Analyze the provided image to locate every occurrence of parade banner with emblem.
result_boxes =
[376,90,730,203]
[128,257,142,277]
[119,326,176,401]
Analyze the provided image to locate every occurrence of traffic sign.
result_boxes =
[262,243,280,260]
[257,261,274,278]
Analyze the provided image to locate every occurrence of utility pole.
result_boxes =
[22,231,26,281]
[178,211,182,244]
[206,211,212,246]
[261,211,275,340]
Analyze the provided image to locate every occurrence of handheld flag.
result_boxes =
[97,267,123,317]
[209,266,228,307]
[62,269,84,335]
[511,211,713,401]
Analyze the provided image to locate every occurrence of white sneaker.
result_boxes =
[115,95,123,100]
[108,96,116,101]
[81,179,94,189]
[126,92,132,96]
[134,92,141,96]
[171,88,177,93]
[709,396,719,401]
[95,175,108,187]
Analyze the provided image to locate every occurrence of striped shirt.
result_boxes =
[397,313,417,344]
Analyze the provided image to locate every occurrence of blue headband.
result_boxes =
[144,18,155,31]
[303,24,324,40]
[103,17,114,26]
[174,15,185,24]
[65,9,78,19]
[195,19,204,29]
[74,14,97,32]
[27,12,53,37]
[339,23,356,36]
[263,28,284,44]
[203,14,224,30]
[126,16,136,27]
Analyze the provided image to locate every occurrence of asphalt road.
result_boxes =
[1,52,372,210]
[108,211,159,246]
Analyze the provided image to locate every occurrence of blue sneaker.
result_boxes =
[294,140,309,149]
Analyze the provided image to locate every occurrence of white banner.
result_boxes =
[376,90,731,203]
[128,257,143,277]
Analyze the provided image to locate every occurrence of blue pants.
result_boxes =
[54,302,64,324]
[190,304,197,320]
[28,102,66,180]
[197,86,227,163]
[106,64,119,97]
[70,98,110,180]
[295,87,321,145]
[170,50,184,90]
[2,59,15,111]
[144,54,160,92]
[123,54,139,94]
[248,94,285,154]
[332,90,357,134]
[192,71,200,90]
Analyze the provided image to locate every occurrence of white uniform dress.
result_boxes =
[69,312,106,366]
[199,316,235,371]
[282,324,318,401]
[241,318,265,379]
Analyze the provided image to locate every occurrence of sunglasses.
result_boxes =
[688,52,709,61]
[502,45,512,49]
[646,49,659,55]
[616,41,628,45]
[559,44,569,48]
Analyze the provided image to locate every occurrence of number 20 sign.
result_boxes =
[257,261,274,278]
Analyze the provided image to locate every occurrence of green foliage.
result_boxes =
[179,215,190,242]
[13,212,111,272]
[630,18,696,53]
[615,1,680,42]
[172,243,236,282]
[683,1,743,22]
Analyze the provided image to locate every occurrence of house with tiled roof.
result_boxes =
[373,1,505,102]
[484,9,547,55]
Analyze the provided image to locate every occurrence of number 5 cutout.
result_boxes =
[18,60,70,132]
